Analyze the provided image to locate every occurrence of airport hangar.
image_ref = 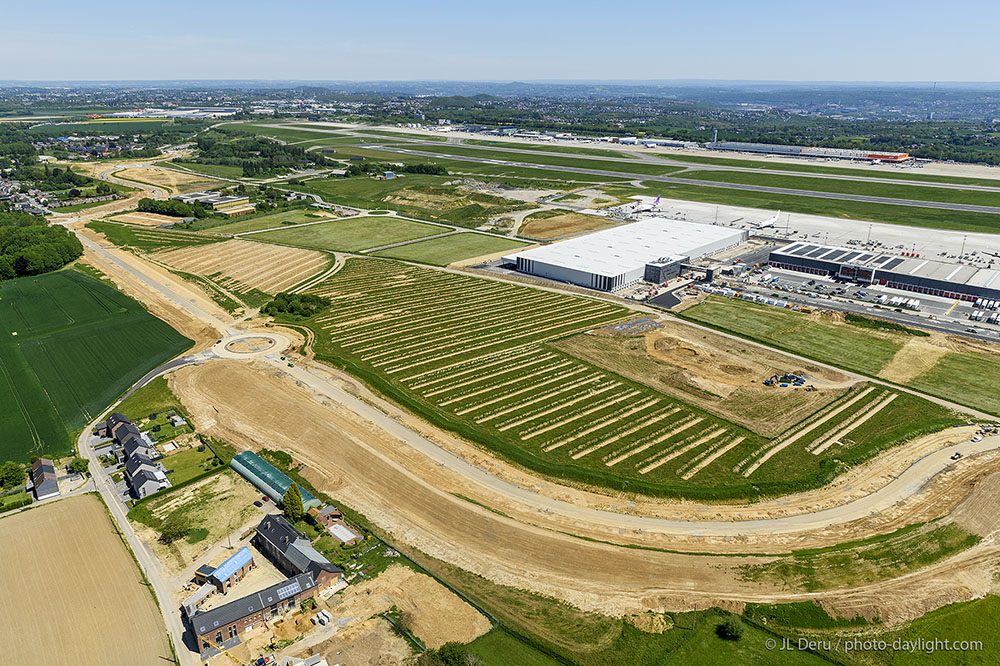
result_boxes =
[503,218,748,291]
[769,242,1000,303]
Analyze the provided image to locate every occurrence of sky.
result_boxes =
[3,0,998,82]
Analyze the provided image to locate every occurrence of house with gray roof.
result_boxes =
[254,515,343,589]
[29,458,60,501]
[190,572,317,655]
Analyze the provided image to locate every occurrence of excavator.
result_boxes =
[763,373,806,387]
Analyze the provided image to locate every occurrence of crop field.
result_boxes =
[0,271,192,461]
[254,215,445,252]
[201,207,335,234]
[153,239,332,294]
[520,209,617,239]
[0,494,172,666]
[108,210,188,227]
[371,231,531,265]
[298,259,958,498]
[683,296,1000,415]
[671,168,1000,208]
[88,219,224,252]
[170,160,245,178]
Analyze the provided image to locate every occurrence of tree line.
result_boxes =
[137,197,210,219]
[0,212,83,280]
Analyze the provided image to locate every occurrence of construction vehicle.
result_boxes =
[764,373,806,387]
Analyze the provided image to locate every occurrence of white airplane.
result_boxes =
[750,210,780,229]
[632,195,662,212]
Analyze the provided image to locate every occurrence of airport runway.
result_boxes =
[366,144,1000,215]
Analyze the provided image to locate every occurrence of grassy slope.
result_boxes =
[87,220,224,252]
[201,208,332,235]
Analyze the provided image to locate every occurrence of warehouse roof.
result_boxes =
[774,242,999,287]
[504,218,745,278]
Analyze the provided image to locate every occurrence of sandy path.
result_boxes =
[878,338,950,383]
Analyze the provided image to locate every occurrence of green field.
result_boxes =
[385,142,684,176]
[87,220,224,252]
[683,296,1000,415]
[255,216,444,252]
[0,271,192,461]
[200,208,334,235]
[466,139,639,159]
[371,232,530,265]
[672,169,1000,208]
[286,259,957,500]
[352,128,448,141]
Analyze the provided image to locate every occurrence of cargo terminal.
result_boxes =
[704,141,912,162]
[502,218,747,292]
[768,242,1000,303]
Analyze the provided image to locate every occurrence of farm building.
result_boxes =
[29,458,60,501]
[230,451,321,509]
[769,242,1000,303]
[254,514,344,587]
[503,218,747,291]
[309,505,363,545]
[194,546,256,593]
[190,572,319,655]
[171,191,250,210]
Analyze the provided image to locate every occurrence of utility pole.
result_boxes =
[961,235,967,261]
[714,206,719,225]
[866,224,872,246]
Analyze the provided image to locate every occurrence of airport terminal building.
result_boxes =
[503,218,747,291]
[769,242,1000,302]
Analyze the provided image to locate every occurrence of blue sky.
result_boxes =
[2,0,997,81]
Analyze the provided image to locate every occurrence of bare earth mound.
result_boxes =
[115,166,224,194]
[153,239,329,294]
[521,211,615,239]
[111,211,185,227]
[0,494,171,666]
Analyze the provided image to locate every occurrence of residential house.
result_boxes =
[254,515,343,589]
[29,458,60,501]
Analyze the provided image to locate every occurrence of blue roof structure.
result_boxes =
[211,546,253,584]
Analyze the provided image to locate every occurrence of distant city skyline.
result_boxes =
[3,0,996,82]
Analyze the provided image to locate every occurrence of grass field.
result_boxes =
[0,494,172,666]
[683,296,1000,415]
[605,180,1000,234]
[659,152,1000,188]
[672,169,1000,208]
[371,232,531,265]
[88,219,225,252]
[0,271,192,461]
[292,259,957,499]
[352,128,448,141]
[289,173,536,227]
[466,139,639,159]
[202,207,334,234]
[255,215,445,252]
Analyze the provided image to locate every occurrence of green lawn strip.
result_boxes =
[743,602,871,631]
[738,522,979,592]
[371,232,530,266]
[671,169,1000,208]
[352,128,448,141]
[255,216,444,252]
[50,199,119,213]
[87,220,225,252]
[223,124,348,143]
[381,142,683,176]
[465,139,639,159]
[0,490,32,515]
[160,447,224,486]
[605,181,1000,234]
[661,152,1000,188]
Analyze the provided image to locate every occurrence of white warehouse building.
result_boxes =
[503,218,747,291]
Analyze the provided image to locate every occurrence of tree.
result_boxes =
[283,483,304,521]
[158,511,191,544]
[0,461,25,489]
[67,458,89,475]
[716,617,744,641]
